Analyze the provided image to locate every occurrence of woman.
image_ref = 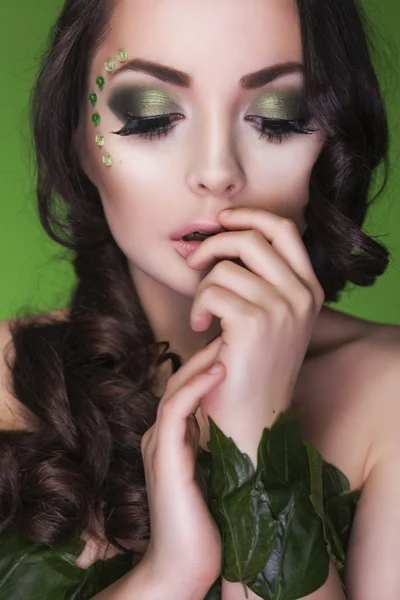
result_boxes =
[0,0,398,598]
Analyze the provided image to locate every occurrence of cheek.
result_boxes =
[266,139,321,194]
[270,153,313,199]
[91,144,178,252]
[250,134,324,226]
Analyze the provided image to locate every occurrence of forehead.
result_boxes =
[94,0,302,90]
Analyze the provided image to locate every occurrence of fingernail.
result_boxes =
[208,363,221,374]
[221,209,233,217]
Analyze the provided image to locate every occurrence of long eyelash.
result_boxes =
[111,113,318,143]
[111,113,181,140]
[246,116,318,143]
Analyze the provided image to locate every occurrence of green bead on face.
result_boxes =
[102,154,113,167]
[105,59,116,73]
[116,49,128,62]
[92,51,129,166]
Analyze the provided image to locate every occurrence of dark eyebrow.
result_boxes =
[110,59,304,89]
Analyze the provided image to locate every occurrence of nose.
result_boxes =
[185,114,246,199]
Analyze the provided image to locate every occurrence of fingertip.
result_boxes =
[205,335,222,348]
[208,362,223,375]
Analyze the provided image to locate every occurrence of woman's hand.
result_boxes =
[140,336,226,593]
[186,207,325,465]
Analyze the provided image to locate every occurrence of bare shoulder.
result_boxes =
[294,314,400,492]
[357,322,400,473]
[0,308,69,430]
[337,324,400,597]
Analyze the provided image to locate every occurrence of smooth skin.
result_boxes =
[139,336,226,591]
[187,208,325,465]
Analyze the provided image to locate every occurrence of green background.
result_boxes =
[0,1,399,322]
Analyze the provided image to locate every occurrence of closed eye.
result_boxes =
[244,115,318,143]
[111,112,318,143]
[111,113,183,140]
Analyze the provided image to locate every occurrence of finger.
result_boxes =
[141,427,152,454]
[189,284,271,344]
[218,209,321,291]
[157,365,225,454]
[187,229,307,296]
[150,336,223,458]
[185,414,200,445]
[188,229,323,313]
[141,423,157,465]
[164,335,223,400]
[191,259,279,327]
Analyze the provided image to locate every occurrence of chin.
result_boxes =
[167,270,204,299]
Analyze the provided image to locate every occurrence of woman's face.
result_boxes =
[81,0,326,299]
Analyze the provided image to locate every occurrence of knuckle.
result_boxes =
[165,370,178,389]
[202,284,218,303]
[157,397,174,419]
[315,283,325,306]
[243,305,266,332]
[152,447,161,468]
[298,283,324,316]
[163,384,174,403]
[164,373,179,397]
[141,428,151,454]
[140,438,146,456]
[297,286,314,312]
[271,296,293,323]
[247,229,263,246]
[213,259,233,277]
[186,376,203,395]
[280,217,298,234]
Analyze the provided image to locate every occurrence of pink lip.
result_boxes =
[171,239,203,259]
[170,219,227,240]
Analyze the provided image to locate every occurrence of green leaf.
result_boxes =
[322,460,360,576]
[207,418,276,583]
[322,461,351,499]
[221,479,276,582]
[246,495,329,600]
[266,412,308,485]
[304,442,324,522]
[324,489,361,575]
[196,411,360,600]
[0,525,132,600]
[207,418,256,493]
[326,490,361,552]
[197,446,213,486]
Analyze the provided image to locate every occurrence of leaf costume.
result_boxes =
[0,412,359,600]
[0,527,132,600]
[200,412,360,600]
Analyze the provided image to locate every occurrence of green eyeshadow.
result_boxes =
[248,88,308,120]
[107,86,180,120]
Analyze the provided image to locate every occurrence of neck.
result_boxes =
[130,265,222,365]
